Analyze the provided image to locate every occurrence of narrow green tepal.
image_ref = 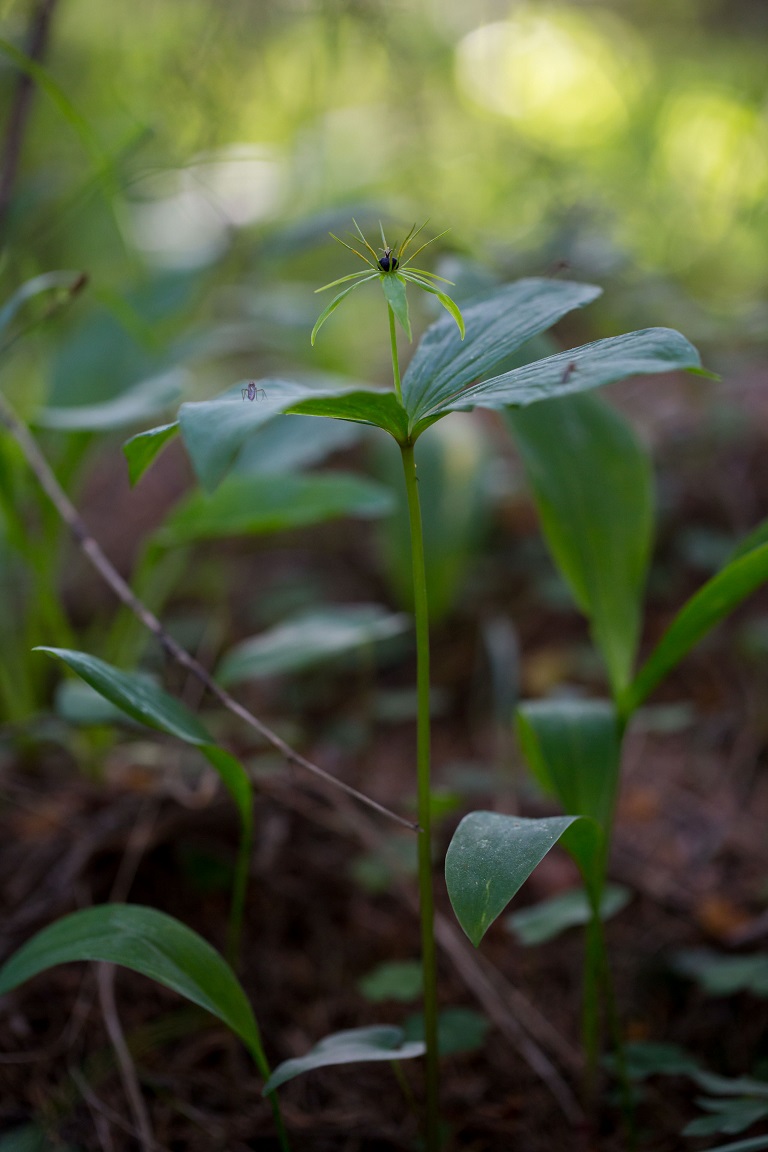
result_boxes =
[0,905,262,1059]
[445,811,599,947]
[507,393,653,699]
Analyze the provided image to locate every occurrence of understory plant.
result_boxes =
[445,388,768,1115]
[0,224,716,1148]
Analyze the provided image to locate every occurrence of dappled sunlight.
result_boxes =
[455,5,648,151]
[655,88,768,236]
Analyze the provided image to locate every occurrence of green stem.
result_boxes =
[388,305,403,404]
[247,1034,291,1152]
[400,440,440,1151]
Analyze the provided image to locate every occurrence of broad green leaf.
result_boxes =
[216,604,409,686]
[401,279,602,426]
[0,272,84,339]
[179,380,377,491]
[286,390,409,443]
[262,1026,425,1094]
[35,648,252,830]
[158,471,393,545]
[516,699,621,834]
[673,950,768,997]
[431,328,701,427]
[358,960,423,1003]
[381,274,411,340]
[624,541,768,715]
[34,370,185,431]
[507,393,653,698]
[445,811,599,946]
[505,883,631,946]
[55,676,154,727]
[0,905,262,1059]
[403,1007,490,1056]
[123,421,179,485]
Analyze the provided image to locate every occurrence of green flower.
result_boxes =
[311,220,465,346]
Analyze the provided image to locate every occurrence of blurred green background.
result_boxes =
[2,0,767,403]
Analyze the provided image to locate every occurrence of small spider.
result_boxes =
[560,361,577,384]
[242,381,267,402]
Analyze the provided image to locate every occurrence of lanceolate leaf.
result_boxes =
[123,421,179,486]
[0,905,264,1062]
[158,471,393,545]
[432,328,701,425]
[401,279,602,427]
[623,541,768,716]
[262,1026,425,1095]
[35,648,252,830]
[445,811,600,946]
[36,647,209,744]
[515,699,621,834]
[507,393,653,698]
[216,604,409,685]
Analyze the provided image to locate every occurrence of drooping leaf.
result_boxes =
[179,380,373,491]
[286,390,409,443]
[445,811,599,946]
[36,647,209,744]
[506,883,631,946]
[158,471,393,545]
[507,393,653,698]
[216,604,409,686]
[35,648,252,829]
[515,699,622,835]
[430,328,701,428]
[123,422,179,485]
[0,905,263,1060]
[381,274,411,340]
[624,542,768,715]
[262,1026,425,1094]
[401,279,602,426]
[34,370,185,431]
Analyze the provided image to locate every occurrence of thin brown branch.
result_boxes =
[0,0,60,235]
[0,393,418,832]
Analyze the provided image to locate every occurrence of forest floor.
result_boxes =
[1,364,768,1151]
